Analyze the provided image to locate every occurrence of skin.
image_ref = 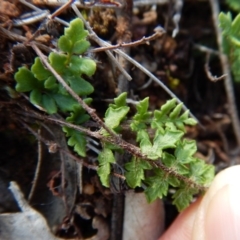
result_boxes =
[159,165,240,240]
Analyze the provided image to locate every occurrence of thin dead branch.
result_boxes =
[30,42,121,141]
[28,128,44,202]
[17,114,98,171]
[14,105,206,192]
[133,0,168,6]
[114,0,133,94]
[91,28,165,53]
[16,0,157,84]
[0,26,51,53]
[204,52,227,82]
[71,4,199,123]
[171,0,183,37]
[18,0,69,26]
[72,5,132,81]
[49,0,74,19]
[209,0,240,147]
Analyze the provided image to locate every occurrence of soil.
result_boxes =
[0,0,239,239]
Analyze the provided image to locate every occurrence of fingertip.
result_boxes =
[204,165,240,199]
[204,184,240,240]
[159,198,202,240]
[193,165,240,240]
[160,166,240,240]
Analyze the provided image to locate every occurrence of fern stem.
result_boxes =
[17,105,206,192]
[103,136,207,192]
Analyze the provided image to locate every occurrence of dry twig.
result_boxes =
[71,4,199,122]
[209,0,240,147]
[204,52,227,82]
[91,28,165,53]
[15,104,206,192]
[30,42,121,140]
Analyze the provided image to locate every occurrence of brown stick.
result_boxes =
[30,42,120,141]
[209,0,240,147]
[15,106,206,192]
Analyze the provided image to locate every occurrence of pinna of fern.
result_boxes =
[100,93,214,211]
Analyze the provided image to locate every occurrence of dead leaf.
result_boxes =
[0,182,58,240]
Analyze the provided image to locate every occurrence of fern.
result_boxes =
[14,19,96,157]
[125,157,152,188]
[226,0,240,12]
[144,168,180,201]
[98,93,130,186]
[99,93,215,211]
[103,92,130,132]
[97,147,116,187]
[219,12,240,82]
[14,18,214,212]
